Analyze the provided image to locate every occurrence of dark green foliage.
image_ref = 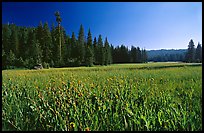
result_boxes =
[77,24,85,64]
[112,45,148,63]
[85,29,94,66]
[85,47,94,67]
[130,46,137,63]
[15,57,24,68]
[104,37,112,65]
[136,47,142,63]
[42,62,50,69]
[93,37,98,65]
[10,24,20,58]
[70,32,78,61]
[141,49,148,63]
[147,49,186,62]
[64,35,71,66]
[2,11,149,69]
[55,11,62,24]
[184,39,202,63]
[42,22,52,63]
[97,35,105,65]
[54,11,63,66]
[29,29,42,65]
[185,39,196,63]
[2,50,7,70]
[36,21,44,48]
[7,50,16,68]
[2,24,11,54]
[112,45,129,63]
[19,28,28,60]
[195,42,202,63]
[2,21,149,69]
[51,23,56,59]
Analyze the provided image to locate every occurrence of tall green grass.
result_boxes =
[2,63,202,131]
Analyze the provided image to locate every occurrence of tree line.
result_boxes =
[2,11,148,69]
[147,39,202,63]
[185,39,202,63]
[148,52,185,62]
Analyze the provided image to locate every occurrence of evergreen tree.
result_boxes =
[42,22,52,64]
[3,14,152,69]
[54,11,62,66]
[33,31,42,64]
[60,27,66,66]
[50,24,55,51]
[130,46,137,63]
[136,47,142,63]
[110,44,114,64]
[19,28,28,60]
[120,45,129,63]
[2,25,9,66]
[195,42,202,63]
[71,32,77,59]
[2,49,7,69]
[2,24,11,55]
[104,37,111,65]
[50,23,56,66]
[36,21,44,49]
[93,37,98,65]
[78,24,85,64]
[85,28,94,66]
[7,50,16,68]
[185,39,196,63]
[64,35,71,66]
[141,49,148,63]
[10,24,19,57]
[97,35,105,65]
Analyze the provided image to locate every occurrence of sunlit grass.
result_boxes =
[2,63,202,131]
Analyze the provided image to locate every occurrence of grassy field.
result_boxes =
[2,62,202,131]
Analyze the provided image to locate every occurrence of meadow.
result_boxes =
[2,62,202,131]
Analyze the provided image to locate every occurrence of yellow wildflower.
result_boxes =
[70,122,75,128]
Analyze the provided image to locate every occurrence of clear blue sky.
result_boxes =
[2,2,202,50]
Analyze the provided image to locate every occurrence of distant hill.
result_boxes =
[147,49,187,62]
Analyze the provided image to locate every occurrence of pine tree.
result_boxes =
[7,50,16,68]
[85,28,94,66]
[130,46,137,63]
[36,21,44,48]
[2,49,7,69]
[33,30,42,64]
[2,24,12,69]
[136,47,141,63]
[78,24,85,64]
[19,28,28,60]
[42,22,52,64]
[141,49,148,63]
[185,39,196,63]
[110,44,114,64]
[54,11,62,66]
[27,29,34,59]
[60,27,66,66]
[143,49,148,63]
[97,35,105,65]
[50,23,56,66]
[10,24,19,58]
[104,37,111,65]
[71,32,77,60]
[2,24,11,55]
[195,42,202,63]
[64,35,71,66]
[93,37,98,65]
